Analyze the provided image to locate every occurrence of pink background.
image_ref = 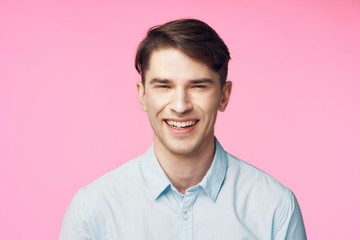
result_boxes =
[1,0,359,239]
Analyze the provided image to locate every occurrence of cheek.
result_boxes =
[195,93,221,112]
[146,94,168,113]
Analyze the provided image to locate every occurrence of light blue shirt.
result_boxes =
[60,140,306,240]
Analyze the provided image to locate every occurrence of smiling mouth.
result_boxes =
[165,120,198,129]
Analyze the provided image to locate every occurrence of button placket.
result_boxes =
[183,211,189,220]
[179,188,199,240]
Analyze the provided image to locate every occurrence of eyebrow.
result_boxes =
[149,78,215,85]
[149,78,171,85]
[189,78,215,84]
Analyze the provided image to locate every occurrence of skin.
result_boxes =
[137,48,232,194]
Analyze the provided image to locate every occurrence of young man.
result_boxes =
[60,19,306,239]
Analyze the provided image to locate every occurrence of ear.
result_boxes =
[218,81,232,112]
[136,81,148,112]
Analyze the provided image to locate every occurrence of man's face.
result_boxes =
[137,48,231,157]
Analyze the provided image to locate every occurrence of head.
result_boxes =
[135,19,232,159]
[135,18,231,88]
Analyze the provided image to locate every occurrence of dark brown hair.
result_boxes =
[135,19,231,86]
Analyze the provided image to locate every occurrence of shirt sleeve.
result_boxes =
[273,189,307,240]
[59,188,100,240]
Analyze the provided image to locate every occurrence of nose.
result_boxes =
[170,88,192,113]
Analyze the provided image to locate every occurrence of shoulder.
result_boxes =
[225,152,292,204]
[84,154,145,198]
[224,152,304,226]
[60,154,148,238]
[69,153,148,211]
[222,152,306,239]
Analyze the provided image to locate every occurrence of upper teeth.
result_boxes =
[166,120,196,128]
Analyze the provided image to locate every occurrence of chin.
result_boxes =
[165,141,202,157]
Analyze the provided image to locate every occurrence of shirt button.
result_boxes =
[183,212,189,220]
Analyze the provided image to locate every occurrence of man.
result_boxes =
[60,19,306,239]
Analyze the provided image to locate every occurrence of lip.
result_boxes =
[164,119,198,135]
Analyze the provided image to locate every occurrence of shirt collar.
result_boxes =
[198,139,228,202]
[140,145,172,199]
[140,138,228,201]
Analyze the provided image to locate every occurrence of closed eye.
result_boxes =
[155,85,171,89]
[192,85,207,89]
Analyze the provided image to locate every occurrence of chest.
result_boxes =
[97,191,274,240]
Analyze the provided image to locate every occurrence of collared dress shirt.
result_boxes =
[60,140,306,240]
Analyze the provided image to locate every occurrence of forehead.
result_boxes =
[144,48,220,84]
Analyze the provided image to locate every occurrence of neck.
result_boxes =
[154,138,215,194]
